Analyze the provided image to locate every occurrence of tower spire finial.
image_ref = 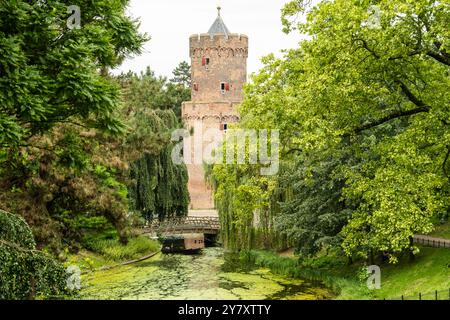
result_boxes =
[208,2,230,37]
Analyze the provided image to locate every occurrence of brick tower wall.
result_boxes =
[190,33,248,102]
[182,33,248,210]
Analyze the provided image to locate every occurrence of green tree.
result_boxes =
[170,61,191,88]
[118,63,191,118]
[279,0,449,262]
[0,1,147,250]
[0,0,147,147]
[213,0,450,262]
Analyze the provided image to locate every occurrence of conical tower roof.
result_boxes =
[208,7,230,37]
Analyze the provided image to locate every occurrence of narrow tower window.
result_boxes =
[220,82,230,94]
[193,83,199,91]
[202,57,210,67]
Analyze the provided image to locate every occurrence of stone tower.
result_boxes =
[182,7,248,210]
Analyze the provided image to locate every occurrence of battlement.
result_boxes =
[189,33,249,42]
[189,34,249,59]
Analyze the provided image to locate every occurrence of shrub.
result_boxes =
[0,210,67,300]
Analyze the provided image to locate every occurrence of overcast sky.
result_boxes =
[114,0,306,78]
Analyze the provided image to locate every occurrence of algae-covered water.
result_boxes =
[78,247,332,300]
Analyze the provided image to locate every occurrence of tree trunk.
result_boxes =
[28,276,36,300]
[347,256,353,265]
[368,249,374,265]
[409,236,415,261]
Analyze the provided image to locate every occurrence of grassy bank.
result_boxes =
[375,247,450,299]
[430,221,450,240]
[245,245,450,300]
[66,235,160,272]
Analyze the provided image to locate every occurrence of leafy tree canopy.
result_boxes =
[213,0,450,262]
[118,62,191,118]
[0,0,147,147]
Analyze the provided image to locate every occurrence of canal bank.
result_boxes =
[78,247,333,300]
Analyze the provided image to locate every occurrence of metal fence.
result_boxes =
[413,235,450,249]
[387,288,450,300]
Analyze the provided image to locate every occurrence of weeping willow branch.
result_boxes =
[443,146,450,177]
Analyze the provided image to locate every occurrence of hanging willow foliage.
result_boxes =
[0,210,67,300]
[129,148,189,221]
[128,109,189,221]
[118,68,190,222]
[208,162,287,252]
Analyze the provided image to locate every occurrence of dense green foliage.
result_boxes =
[211,163,284,251]
[0,0,146,147]
[276,151,355,256]
[0,2,190,251]
[130,150,189,221]
[0,209,67,299]
[119,64,191,119]
[170,61,191,89]
[212,0,450,263]
[0,1,189,287]
[0,0,147,250]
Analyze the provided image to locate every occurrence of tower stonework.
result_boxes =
[182,8,248,210]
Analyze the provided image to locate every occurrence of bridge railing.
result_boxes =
[143,216,220,235]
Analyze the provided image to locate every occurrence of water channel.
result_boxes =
[78,247,333,300]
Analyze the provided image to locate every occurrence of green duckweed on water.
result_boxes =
[78,247,333,300]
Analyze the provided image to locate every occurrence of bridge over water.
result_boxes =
[142,216,220,236]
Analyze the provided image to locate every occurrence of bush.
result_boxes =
[0,210,67,300]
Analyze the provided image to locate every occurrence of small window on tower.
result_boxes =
[193,83,199,91]
[220,82,226,94]
[206,58,210,65]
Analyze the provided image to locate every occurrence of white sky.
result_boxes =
[114,0,306,78]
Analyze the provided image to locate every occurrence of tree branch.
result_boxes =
[388,50,421,61]
[354,106,429,133]
[354,81,430,133]
[443,146,450,177]
[398,81,426,107]
[426,50,450,66]
[353,38,380,59]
